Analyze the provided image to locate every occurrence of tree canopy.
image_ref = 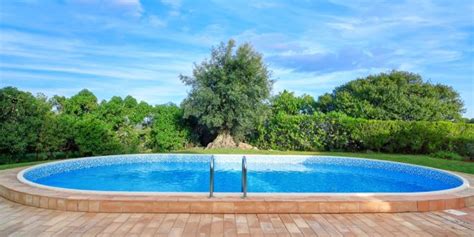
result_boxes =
[180,39,273,147]
[316,70,464,121]
[1,67,471,162]
[0,87,51,161]
[63,89,98,116]
[271,90,317,115]
[0,87,190,163]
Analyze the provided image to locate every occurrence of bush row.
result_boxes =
[252,112,474,158]
[0,88,190,164]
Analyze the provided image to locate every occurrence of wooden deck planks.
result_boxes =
[0,197,473,236]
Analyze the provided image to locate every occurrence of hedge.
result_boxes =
[252,112,474,158]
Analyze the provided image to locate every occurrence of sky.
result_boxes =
[0,0,473,117]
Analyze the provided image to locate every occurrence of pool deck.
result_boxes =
[1,196,473,236]
[1,167,473,214]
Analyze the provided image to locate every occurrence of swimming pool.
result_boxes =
[19,154,466,194]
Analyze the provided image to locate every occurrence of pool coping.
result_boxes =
[0,156,473,213]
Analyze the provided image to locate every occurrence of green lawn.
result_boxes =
[1,149,472,174]
[0,161,52,171]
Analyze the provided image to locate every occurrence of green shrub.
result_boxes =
[73,115,123,156]
[254,113,326,151]
[252,113,474,158]
[147,105,190,152]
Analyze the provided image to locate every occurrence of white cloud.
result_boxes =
[17,87,90,98]
[70,0,144,17]
[148,15,167,28]
[272,67,387,92]
[111,0,143,16]
[249,1,282,9]
[161,0,181,9]
[161,0,181,16]
[125,86,187,104]
[233,30,328,57]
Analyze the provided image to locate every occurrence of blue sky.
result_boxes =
[1,0,473,117]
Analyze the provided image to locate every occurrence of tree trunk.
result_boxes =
[206,131,257,150]
[206,131,237,149]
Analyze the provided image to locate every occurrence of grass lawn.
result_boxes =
[1,149,472,174]
[0,161,52,171]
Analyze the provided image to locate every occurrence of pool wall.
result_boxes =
[0,154,473,214]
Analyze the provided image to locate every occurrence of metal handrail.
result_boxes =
[209,155,215,198]
[241,156,247,198]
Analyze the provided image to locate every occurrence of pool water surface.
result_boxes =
[21,154,465,193]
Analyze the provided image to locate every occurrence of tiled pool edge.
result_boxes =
[1,167,473,214]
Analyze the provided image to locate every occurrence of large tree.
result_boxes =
[181,39,273,148]
[0,87,51,161]
[317,70,464,121]
[271,90,317,115]
[63,89,98,116]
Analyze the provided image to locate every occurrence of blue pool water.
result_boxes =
[21,154,464,193]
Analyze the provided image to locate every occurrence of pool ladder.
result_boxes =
[242,156,247,198]
[209,155,215,198]
[209,155,248,198]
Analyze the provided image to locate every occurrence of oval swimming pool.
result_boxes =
[19,154,466,193]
